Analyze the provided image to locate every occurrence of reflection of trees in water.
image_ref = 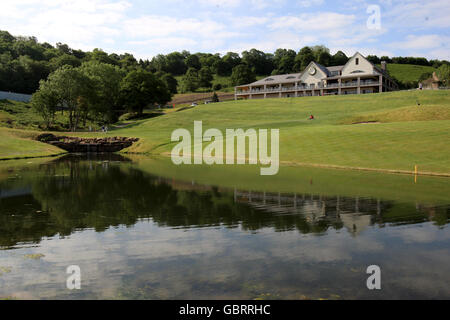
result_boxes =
[0,159,448,248]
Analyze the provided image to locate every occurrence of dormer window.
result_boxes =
[265,78,274,81]
[286,76,295,79]
[356,58,359,65]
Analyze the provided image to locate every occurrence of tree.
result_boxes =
[311,45,331,66]
[211,92,219,103]
[180,67,200,92]
[31,82,59,128]
[242,49,274,75]
[87,48,118,66]
[149,54,167,73]
[49,53,81,71]
[160,73,178,94]
[199,67,213,88]
[436,64,450,87]
[185,54,201,70]
[212,59,229,76]
[294,47,315,71]
[366,55,381,64]
[120,69,171,115]
[274,49,296,74]
[16,55,50,93]
[118,53,138,71]
[380,56,392,63]
[221,52,241,74]
[165,52,187,75]
[331,51,349,66]
[230,64,256,86]
[43,66,94,131]
[79,61,125,123]
[198,53,221,69]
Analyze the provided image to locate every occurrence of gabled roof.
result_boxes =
[345,51,387,76]
[235,52,394,87]
[297,61,329,80]
[327,65,344,72]
[246,73,302,86]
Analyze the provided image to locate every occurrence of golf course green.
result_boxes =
[1,90,449,175]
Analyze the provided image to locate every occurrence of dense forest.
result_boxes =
[1,29,449,95]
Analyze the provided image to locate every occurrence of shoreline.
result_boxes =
[2,150,450,178]
[1,149,449,178]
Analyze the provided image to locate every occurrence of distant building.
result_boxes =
[420,72,440,90]
[234,52,398,100]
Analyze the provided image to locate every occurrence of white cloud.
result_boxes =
[230,16,270,29]
[390,34,450,50]
[269,12,356,32]
[123,15,235,39]
[0,0,448,60]
[298,0,324,8]
[0,0,130,50]
[384,0,450,29]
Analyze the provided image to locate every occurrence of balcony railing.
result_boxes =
[236,80,381,94]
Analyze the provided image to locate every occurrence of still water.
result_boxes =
[0,154,449,299]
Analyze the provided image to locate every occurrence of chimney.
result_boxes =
[381,61,387,71]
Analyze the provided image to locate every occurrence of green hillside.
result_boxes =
[106,90,450,175]
[1,90,449,175]
[0,99,101,131]
[383,63,436,83]
[0,127,64,160]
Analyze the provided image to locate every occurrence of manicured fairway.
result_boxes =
[111,90,450,174]
[0,128,65,160]
[0,90,449,174]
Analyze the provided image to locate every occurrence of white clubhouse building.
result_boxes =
[234,52,398,100]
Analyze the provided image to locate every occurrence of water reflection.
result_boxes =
[0,154,449,299]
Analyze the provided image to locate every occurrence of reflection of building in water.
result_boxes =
[234,189,384,236]
[339,213,372,236]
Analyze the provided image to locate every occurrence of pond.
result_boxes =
[0,154,449,299]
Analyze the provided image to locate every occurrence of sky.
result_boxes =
[1,0,449,60]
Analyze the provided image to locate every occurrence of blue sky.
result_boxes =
[1,0,449,60]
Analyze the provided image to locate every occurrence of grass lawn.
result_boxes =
[0,99,99,131]
[0,127,65,160]
[381,64,436,83]
[106,90,450,175]
[0,90,449,175]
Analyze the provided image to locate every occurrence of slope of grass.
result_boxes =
[106,90,450,174]
[0,99,100,131]
[0,127,65,160]
[1,90,449,175]
[341,105,450,124]
[382,64,436,83]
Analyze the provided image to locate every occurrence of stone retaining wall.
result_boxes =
[36,134,139,153]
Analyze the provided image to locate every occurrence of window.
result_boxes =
[265,78,274,81]
[350,70,364,74]
[286,76,295,79]
[356,58,359,65]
